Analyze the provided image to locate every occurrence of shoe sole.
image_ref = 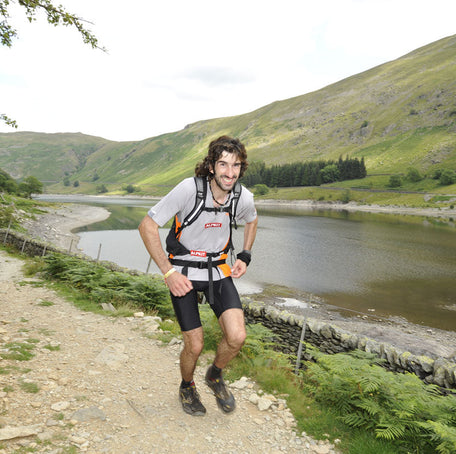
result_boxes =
[182,406,206,416]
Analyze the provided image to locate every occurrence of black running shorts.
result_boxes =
[170,277,242,332]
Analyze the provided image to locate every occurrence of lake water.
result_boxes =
[36,195,456,331]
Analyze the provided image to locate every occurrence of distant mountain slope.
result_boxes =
[1,35,455,192]
[0,132,112,181]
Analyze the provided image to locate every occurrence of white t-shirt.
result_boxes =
[148,177,257,281]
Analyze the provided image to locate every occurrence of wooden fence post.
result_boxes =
[295,316,307,374]
[3,220,11,244]
[96,243,102,261]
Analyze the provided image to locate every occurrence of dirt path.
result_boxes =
[0,250,339,454]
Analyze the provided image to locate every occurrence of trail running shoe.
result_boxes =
[179,383,206,416]
[205,366,236,413]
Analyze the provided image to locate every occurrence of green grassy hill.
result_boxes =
[1,35,455,195]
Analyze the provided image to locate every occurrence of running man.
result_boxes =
[139,135,258,416]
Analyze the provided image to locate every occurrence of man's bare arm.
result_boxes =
[231,216,258,278]
[242,216,258,252]
[138,215,193,296]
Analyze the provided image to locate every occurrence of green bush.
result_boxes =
[0,205,15,228]
[432,169,443,180]
[406,167,423,182]
[253,184,269,196]
[320,164,340,184]
[439,169,456,186]
[388,174,402,188]
[0,169,18,193]
[340,189,351,204]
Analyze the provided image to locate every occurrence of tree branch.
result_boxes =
[1,0,106,128]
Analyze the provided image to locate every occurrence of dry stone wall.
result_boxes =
[243,299,456,390]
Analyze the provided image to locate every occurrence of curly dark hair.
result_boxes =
[195,136,248,179]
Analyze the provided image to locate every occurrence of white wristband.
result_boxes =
[164,267,176,279]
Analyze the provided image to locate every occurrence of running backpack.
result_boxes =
[165,176,242,258]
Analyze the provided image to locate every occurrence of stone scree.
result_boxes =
[3,229,456,390]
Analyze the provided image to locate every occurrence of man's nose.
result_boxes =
[225,165,236,177]
[227,166,235,177]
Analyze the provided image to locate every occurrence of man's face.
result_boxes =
[212,151,242,192]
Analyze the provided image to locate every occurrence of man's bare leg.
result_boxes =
[213,308,246,369]
[178,327,206,416]
[180,327,204,381]
[205,308,246,413]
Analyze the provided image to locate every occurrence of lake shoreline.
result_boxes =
[22,203,111,251]
[255,198,456,219]
[36,193,456,219]
[22,197,456,362]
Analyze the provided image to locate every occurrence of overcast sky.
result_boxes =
[1,0,455,142]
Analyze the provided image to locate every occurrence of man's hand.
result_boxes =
[231,259,247,279]
[165,271,193,297]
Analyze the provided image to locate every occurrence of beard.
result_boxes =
[212,172,238,192]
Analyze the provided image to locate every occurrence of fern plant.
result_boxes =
[42,253,173,317]
[301,346,456,453]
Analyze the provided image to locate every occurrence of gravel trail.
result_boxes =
[0,250,339,454]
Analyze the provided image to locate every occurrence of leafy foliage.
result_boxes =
[301,347,456,452]
[388,174,402,188]
[0,113,17,128]
[18,175,43,198]
[0,203,14,228]
[0,168,18,193]
[253,183,269,196]
[1,0,103,129]
[42,253,173,317]
[0,167,43,197]
[439,169,456,186]
[0,0,101,49]
[406,167,424,183]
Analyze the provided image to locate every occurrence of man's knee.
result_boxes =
[219,308,246,350]
[183,330,204,357]
[226,327,246,350]
[187,340,204,357]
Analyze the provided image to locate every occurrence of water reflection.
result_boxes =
[76,205,147,232]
